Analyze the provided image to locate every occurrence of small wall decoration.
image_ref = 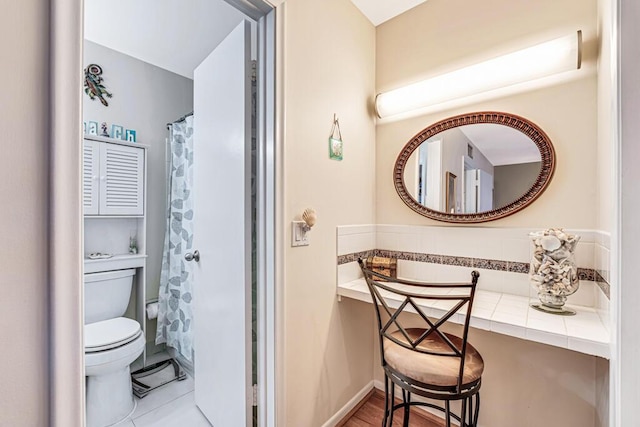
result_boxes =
[126,129,137,142]
[111,125,124,140]
[88,121,99,135]
[328,114,343,161]
[84,63,113,107]
[100,122,110,137]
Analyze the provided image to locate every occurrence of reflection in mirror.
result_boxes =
[404,124,542,214]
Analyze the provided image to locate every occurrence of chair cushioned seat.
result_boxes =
[383,328,484,388]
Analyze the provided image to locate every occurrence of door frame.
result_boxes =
[48,1,280,426]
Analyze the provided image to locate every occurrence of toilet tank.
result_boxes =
[84,269,136,324]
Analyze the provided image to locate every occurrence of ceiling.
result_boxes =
[350,0,428,26]
[84,0,246,79]
[460,124,541,166]
[85,0,428,78]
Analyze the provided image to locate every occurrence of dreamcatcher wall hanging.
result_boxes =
[84,64,113,107]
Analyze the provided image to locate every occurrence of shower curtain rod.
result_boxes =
[166,111,194,128]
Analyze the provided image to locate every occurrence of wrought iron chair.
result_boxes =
[357,258,483,427]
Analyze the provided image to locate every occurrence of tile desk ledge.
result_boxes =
[337,279,610,359]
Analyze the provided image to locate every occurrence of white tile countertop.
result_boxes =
[337,279,610,359]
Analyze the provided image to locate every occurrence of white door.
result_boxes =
[425,140,442,210]
[192,20,252,426]
[477,169,494,212]
[464,169,477,213]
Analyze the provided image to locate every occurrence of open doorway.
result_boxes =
[52,0,276,426]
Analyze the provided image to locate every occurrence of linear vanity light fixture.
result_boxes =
[375,31,582,119]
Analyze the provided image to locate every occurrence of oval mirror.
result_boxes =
[394,112,555,223]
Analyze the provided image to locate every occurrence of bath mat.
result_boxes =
[131,358,186,398]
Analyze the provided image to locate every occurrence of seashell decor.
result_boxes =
[529,228,581,315]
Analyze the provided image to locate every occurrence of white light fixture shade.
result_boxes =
[375,31,582,119]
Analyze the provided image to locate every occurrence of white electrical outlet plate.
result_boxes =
[291,221,310,247]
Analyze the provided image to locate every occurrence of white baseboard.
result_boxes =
[321,380,374,427]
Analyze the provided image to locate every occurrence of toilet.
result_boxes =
[84,269,145,427]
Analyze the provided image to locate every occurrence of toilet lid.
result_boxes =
[85,317,142,353]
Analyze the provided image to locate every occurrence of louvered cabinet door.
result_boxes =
[83,140,100,215]
[98,143,144,215]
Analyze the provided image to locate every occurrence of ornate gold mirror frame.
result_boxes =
[394,112,556,223]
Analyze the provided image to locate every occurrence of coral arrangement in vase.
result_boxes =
[529,228,581,315]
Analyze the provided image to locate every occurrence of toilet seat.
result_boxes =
[85,317,142,353]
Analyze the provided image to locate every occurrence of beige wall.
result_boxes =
[376,0,597,93]
[376,0,598,229]
[377,79,598,228]
[373,1,602,426]
[281,0,377,425]
[594,0,615,423]
[0,1,49,425]
[596,0,614,234]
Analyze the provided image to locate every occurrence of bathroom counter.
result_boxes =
[337,279,610,359]
[84,254,147,273]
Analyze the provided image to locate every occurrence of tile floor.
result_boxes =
[114,375,211,427]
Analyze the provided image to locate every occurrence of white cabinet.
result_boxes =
[83,139,100,215]
[83,138,145,216]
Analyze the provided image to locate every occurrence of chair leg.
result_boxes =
[472,393,480,427]
[402,389,410,427]
[460,397,467,427]
[389,382,396,426]
[445,400,451,427]
[382,375,390,427]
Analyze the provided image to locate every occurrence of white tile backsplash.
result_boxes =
[336,224,376,236]
[501,271,530,297]
[397,232,422,253]
[336,231,375,256]
[377,232,399,251]
[575,242,595,271]
[568,281,597,307]
[436,264,476,282]
[419,228,441,253]
[337,262,362,286]
[501,238,531,263]
[336,224,611,311]
[472,269,504,293]
[597,245,611,283]
[396,259,415,280]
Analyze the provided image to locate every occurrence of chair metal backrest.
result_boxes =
[358,258,480,393]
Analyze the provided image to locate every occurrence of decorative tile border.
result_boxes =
[508,262,529,274]
[578,268,596,282]
[337,250,376,265]
[595,271,611,299]
[337,249,610,300]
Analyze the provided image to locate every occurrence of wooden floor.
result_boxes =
[340,389,444,427]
